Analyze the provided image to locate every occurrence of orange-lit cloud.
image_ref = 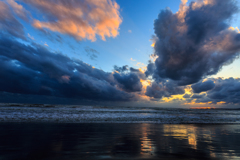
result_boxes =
[177,0,188,21]
[0,1,25,39]
[149,54,158,62]
[151,42,155,47]
[161,95,184,103]
[185,101,213,106]
[7,0,29,21]
[134,62,147,74]
[150,36,158,47]
[190,107,216,109]
[217,101,226,105]
[140,79,151,92]
[22,0,122,41]
[228,26,240,33]
[139,67,147,73]
[192,0,215,10]
[150,0,240,86]
[130,58,136,61]
[135,62,145,67]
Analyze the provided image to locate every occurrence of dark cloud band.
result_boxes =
[189,78,240,104]
[0,37,140,102]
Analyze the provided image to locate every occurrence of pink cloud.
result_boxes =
[7,0,29,21]
[22,0,122,41]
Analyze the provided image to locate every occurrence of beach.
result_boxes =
[1,122,240,160]
[1,105,240,159]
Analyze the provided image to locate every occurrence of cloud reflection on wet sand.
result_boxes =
[1,123,240,159]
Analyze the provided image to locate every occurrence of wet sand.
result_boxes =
[1,123,240,160]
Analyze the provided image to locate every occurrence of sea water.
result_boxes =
[0,104,240,123]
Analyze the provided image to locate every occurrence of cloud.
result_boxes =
[189,78,240,104]
[2,0,240,106]
[150,35,158,47]
[27,33,34,40]
[191,80,215,93]
[113,65,129,73]
[149,54,158,62]
[60,75,70,83]
[20,0,122,41]
[183,94,191,98]
[0,2,143,104]
[130,58,136,61]
[128,30,132,33]
[0,37,139,102]
[206,78,240,104]
[85,47,100,60]
[145,62,156,78]
[0,1,25,39]
[135,62,145,67]
[112,65,146,92]
[113,72,142,92]
[147,0,240,85]
[6,0,29,21]
[191,93,206,99]
[146,80,185,99]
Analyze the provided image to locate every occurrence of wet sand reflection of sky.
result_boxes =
[163,125,198,150]
[140,123,155,157]
[1,123,240,159]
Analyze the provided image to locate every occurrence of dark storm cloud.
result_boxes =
[129,67,147,80]
[113,65,129,73]
[129,67,139,72]
[191,93,206,99]
[145,62,155,78]
[146,80,185,99]
[112,65,146,92]
[183,94,191,98]
[0,0,143,103]
[148,0,240,85]
[191,80,215,93]
[113,72,142,92]
[189,78,240,104]
[0,37,139,102]
[206,78,240,104]
[0,1,25,40]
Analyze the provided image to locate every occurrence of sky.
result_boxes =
[1,0,240,108]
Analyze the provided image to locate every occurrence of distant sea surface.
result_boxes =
[0,104,240,123]
[1,104,240,160]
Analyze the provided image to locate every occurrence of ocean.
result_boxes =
[0,104,240,123]
[1,104,240,159]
